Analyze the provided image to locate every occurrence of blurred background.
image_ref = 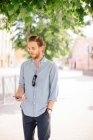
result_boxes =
[0,1,93,140]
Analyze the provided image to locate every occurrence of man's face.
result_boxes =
[27,41,43,59]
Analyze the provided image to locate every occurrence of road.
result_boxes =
[0,70,93,140]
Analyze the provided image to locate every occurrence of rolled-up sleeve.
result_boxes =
[48,63,59,101]
[19,63,25,89]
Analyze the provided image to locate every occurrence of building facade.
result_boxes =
[69,37,93,70]
[0,30,16,67]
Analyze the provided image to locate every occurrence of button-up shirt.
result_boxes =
[19,57,59,117]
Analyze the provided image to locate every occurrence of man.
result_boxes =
[15,35,59,140]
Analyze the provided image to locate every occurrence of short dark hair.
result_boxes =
[28,35,46,47]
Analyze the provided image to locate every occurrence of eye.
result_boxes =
[31,47,35,50]
[29,47,35,50]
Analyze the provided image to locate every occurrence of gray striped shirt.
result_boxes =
[19,57,59,117]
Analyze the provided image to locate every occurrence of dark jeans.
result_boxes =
[22,110,51,140]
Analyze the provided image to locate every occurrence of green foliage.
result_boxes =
[1,0,92,29]
[0,0,93,59]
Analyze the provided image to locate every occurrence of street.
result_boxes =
[0,70,93,140]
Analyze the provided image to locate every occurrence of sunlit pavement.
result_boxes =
[0,69,93,140]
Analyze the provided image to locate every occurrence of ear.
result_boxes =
[27,47,29,52]
[41,46,45,53]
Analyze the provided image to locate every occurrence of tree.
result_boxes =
[1,0,93,28]
[0,0,93,59]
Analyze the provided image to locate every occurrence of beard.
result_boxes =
[31,53,40,60]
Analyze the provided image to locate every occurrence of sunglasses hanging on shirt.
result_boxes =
[32,74,37,86]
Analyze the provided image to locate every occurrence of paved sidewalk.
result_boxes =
[0,70,93,140]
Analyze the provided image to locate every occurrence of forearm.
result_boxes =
[47,100,55,110]
[16,87,24,98]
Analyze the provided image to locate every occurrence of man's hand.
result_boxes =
[13,94,27,101]
[47,108,52,117]
[14,94,26,101]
